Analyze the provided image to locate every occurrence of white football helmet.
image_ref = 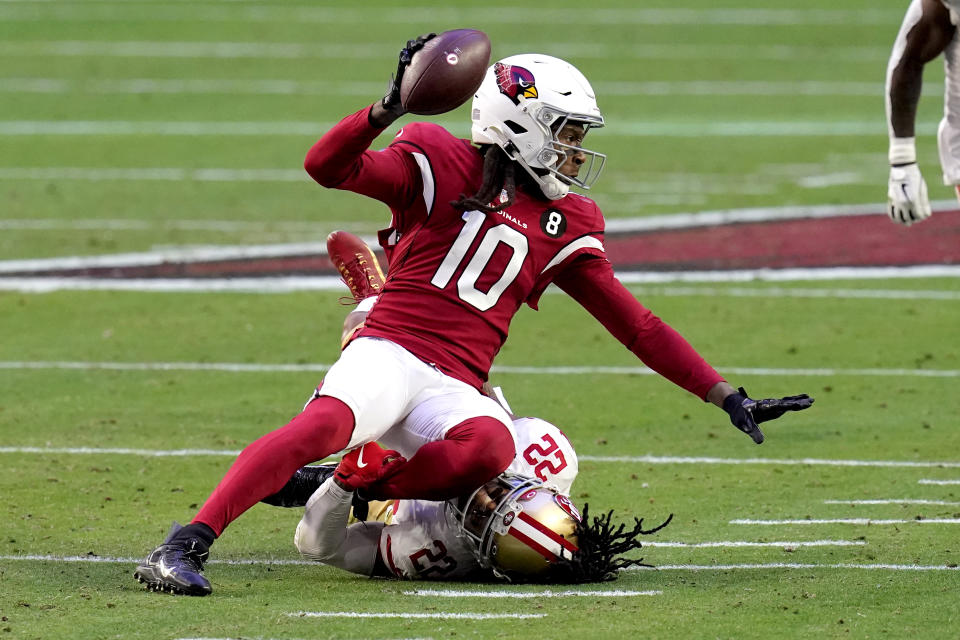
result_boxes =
[471,54,606,200]
[451,473,581,580]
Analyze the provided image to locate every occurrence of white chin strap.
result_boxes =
[485,128,570,201]
[536,174,569,200]
[510,152,569,200]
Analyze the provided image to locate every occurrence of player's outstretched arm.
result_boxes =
[709,384,815,445]
[885,0,954,225]
[556,258,814,444]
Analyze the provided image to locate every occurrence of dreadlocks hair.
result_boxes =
[545,505,674,584]
[451,144,517,213]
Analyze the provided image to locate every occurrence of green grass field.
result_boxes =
[2,1,960,639]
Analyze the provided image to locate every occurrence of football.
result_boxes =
[400,29,491,115]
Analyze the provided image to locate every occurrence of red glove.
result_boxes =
[334,442,406,491]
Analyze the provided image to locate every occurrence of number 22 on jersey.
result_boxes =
[522,433,568,482]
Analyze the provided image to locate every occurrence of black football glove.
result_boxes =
[722,387,814,444]
[381,33,437,118]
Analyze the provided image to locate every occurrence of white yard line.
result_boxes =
[1,360,958,379]
[0,167,308,182]
[0,9,901,26]
[0,41,890,62]
[0,554,314,565]
[624,286,960,301]
[0,219,348,232]
[0,202,902,229]
[631,563,960,571]
[4,268,960,293]
[402,589,661,597]
[0,119,941,137]
[824,499,960,506]
[5,202,950,233]
[495,365,960,378]
[0,78,934,97]
[731,518,960,525]
[604,202,906,232]
[0,446,244,457]
[0,277,347,293]
[0,242,335,273]
[3,554,954,573]
[580,455,960,468]
[613,266,960,283]
[287,611,545,620]
[175,638,324,640]
[175,638,329,640]
[2,446,958,470]
[644,540,865,548]
[918,479,960,485]
[0,361,332,372]
[0,78,383,96]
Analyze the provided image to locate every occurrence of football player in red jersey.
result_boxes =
[260,231,593,581]
[134,35,813,596]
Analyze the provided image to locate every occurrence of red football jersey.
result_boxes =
[370,123,608,387]
[305,107,724,397]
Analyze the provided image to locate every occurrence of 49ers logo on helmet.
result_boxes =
[494,62,538,104]
[554,494,582,522]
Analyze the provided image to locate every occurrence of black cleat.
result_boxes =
[261,464,337,508]
[134,522,212,596]
[260,463,369,519]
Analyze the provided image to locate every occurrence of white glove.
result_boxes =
[887,163,932,226]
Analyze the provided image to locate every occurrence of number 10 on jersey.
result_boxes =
[430,210,530,312]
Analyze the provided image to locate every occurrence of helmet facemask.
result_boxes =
[450,473,580,581]
[533,104,606,191]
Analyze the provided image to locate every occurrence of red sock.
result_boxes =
[192,396,354,536]
[369,416,515,501]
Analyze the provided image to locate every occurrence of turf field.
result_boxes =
[2,1,959,639]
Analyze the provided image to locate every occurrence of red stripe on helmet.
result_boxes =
[507,526,558,561]
[518,511,579,554]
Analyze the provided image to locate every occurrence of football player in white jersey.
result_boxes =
[266,419,666,582]
[886,0,960,225]
[285,461,669,582]
[271,430,586,581]
[257,233,654,581]
[263,374,590,581]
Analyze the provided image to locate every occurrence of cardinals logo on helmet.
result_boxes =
[494,62,538,104]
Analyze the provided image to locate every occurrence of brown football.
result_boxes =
[400,29,491,116]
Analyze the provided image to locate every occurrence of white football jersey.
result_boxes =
[376,500,479,579]
[508,416,578,494]
[375,415,578,579]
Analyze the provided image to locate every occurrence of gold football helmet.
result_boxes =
[451,473,581,579]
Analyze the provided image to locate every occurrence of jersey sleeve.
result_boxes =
[304,106,421,212]
[294,478,383,576]
[554,255,725,400]
[371,121,481,253]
